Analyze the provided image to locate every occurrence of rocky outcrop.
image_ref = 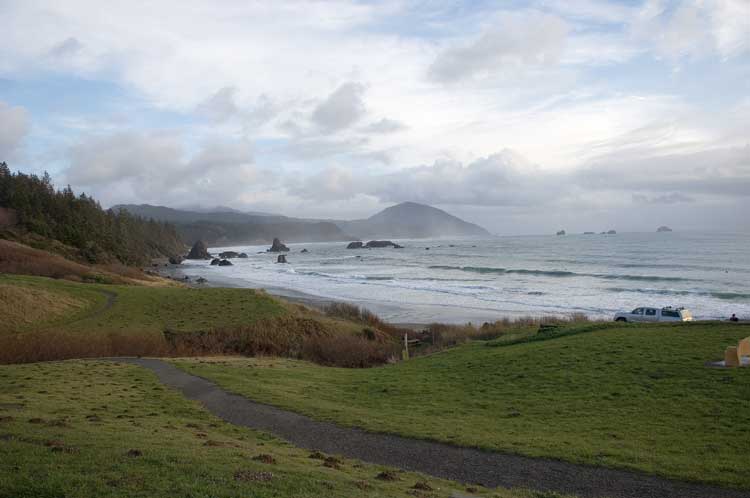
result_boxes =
[168,255,184,265]
[210,258,221,266]
[556,230,566,236]
[347,241,364,249]
[607,230,617,234]
[268,238,289,252]
[218,259,233,266]
[300,248,309,253]
[219,251,240,259]
[276,254,288,264]
[365,240,404,249]
[238,252,248,258]
[657,226,673,232]
[186,240,211,259]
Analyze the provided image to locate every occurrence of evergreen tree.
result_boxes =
[0,164,183,265]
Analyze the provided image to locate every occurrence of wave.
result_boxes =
[606,287,750,301]
[429,265,693,282]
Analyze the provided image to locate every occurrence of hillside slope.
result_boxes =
[337,202,490,239]
[115,204,351,246]
[174,322,750,489]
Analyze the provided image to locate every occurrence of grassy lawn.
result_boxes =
[0,274,288,336]
[173,322,750,489]
[0,275,288,336]
[0,361,561,498]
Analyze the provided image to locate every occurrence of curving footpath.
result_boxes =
[116,358,750,498]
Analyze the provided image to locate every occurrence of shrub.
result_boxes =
[0,330,168,364]
[301,335,399,368]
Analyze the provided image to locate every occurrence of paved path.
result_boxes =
[116,358,750,498]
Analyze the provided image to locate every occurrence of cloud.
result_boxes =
[195,87,280,128]
[633,0,750,60]
[632,193,694,204]
[311,82,366,132]
[0,101,29,160]
[287,145,750,211]
[65,131,258,207]
[49,37,83,58]
[360,118,406,134]
[195,87,240,122]
[371,150,562,206]
[428,13,569,83]
[288,167,358,201]
[577,145,750,198]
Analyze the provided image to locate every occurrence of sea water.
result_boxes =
[180,232,750,323]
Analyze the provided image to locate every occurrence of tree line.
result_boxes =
[0,163,183,265]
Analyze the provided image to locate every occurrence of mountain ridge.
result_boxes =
[115,201,491,245]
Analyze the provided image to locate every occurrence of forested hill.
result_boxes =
[0,163,183,265]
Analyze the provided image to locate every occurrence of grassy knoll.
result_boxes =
[0,275,387,366]
[0,361,561,498]
[174,321,750,489]
[0,274,287,336]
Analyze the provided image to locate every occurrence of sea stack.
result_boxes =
[186,240,211,259]
[657,226,673,232]
[364,240,404,249]
[556,230,566,236]
[268,238,290,252]
[277,254,288,263]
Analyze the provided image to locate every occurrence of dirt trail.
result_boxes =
[114,357,750,498]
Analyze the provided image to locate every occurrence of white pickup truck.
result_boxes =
[614,307,693,323]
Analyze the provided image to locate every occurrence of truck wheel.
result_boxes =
[615,317,627,322]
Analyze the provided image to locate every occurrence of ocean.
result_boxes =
[180,232,750,324]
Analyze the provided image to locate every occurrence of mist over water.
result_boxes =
[181,232,750,324]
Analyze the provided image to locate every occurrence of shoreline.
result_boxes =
[157,262,427,328]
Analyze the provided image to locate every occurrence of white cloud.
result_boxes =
[360,118,406,134]
[632,0,750,60]
[196,87,240,123]
[0,101,29,160]
[65,132,258,207]
[49,37,83,58]
[428,12,569,82]
[311,82,367,132]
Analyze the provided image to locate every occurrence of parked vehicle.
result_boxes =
[614,306,693,323]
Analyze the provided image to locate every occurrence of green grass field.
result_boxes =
[0,360,565,498]
[0,274,287,336]
[173,322,750,489]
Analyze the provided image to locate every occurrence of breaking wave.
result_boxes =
[428,265,693,282]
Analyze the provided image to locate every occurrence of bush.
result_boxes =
[0,330,168,364]
[323,301,411,339]
[301,335,399,368]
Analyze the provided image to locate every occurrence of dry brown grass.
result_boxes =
[0,239,166,285]
[0,330,170,364]
[322,301,411,339]
[301,335,399,368]
[0,284,88,330]
[0,239,114,281]
[0,315,399,367]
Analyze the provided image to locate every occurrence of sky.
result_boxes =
[0,0,748,235]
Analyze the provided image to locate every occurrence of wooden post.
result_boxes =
[402,332,409,361]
